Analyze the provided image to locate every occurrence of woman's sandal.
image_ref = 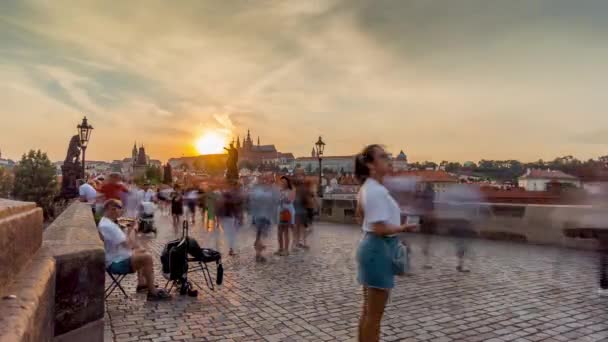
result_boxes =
[136,284,159,293]
[147,288,172,301]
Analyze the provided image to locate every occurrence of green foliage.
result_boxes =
[0,166,13,198]
[145,165,162,184]
[12,150,58,218]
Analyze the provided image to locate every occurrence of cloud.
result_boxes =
[1,0,608,162]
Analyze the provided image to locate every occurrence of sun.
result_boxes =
[195,130,229,155]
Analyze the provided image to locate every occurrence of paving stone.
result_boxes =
[105,214,608,341]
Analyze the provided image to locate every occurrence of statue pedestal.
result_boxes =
[60,163,82,199]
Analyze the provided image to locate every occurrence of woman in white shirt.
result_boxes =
[355,145,418,342]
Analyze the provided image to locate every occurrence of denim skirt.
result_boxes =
[356,233,397,289]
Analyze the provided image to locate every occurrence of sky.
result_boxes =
[1,0,608,163]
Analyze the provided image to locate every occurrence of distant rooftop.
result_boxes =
[519,169,578,180]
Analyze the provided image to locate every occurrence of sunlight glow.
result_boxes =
[195,130,229,155]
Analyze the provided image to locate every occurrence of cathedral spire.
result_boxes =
[236,136,241,149]
[132,142,138,159]
[257,136,260,146]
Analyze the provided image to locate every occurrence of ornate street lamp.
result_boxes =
[315,136,326,197]
[77,116,93,179]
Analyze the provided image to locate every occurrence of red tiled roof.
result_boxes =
[519,169,578,180]
[393,170,458,183]
[279,153,295,159]
[573,168,608,182]
[296,155,355,161]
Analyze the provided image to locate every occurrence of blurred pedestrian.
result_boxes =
[354,144,418,342]
[170,185,184,231]
[99,173,128,201]
[217,182,244,256]
[276,176,295,256]
[249,178,279,262]
[185,187,199,225]
[419,183,436,269]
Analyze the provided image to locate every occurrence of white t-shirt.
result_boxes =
[358,178,401,234]
[143,189,155,202]
[79,183,97,204]
[98,217,132,267]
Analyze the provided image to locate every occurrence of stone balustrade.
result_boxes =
[0,200,104,342]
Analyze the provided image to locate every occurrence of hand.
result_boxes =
[400,224,419,233]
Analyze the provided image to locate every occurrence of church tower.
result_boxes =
[236,136,241,149]
[132,142,138,160]
[244,129,253,150]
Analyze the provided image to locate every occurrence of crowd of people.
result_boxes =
[81,153,473,340]
[79,169,319,264]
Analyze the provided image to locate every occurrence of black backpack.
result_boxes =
[161,238,188,281]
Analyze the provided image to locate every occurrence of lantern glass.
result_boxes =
[315,136,325,157]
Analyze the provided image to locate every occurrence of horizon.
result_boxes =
[2,1,608,163]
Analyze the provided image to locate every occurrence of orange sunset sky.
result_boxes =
[1,1,608,163]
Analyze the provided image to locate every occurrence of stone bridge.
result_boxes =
[106,211,608,342]
[3,200,608,342]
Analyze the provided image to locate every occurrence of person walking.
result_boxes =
[355,144,418,342]
[276,176,295,256]
[419,183,436,269]
[217,182,244,256]
[185,187,199,225]
[293,171,312,249]
[170,185,184,231]
[249,178,279,262]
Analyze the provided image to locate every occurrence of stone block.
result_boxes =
[0,250,56,342]
[44,202,105,337]
[54,319,104,342]
[0,199,43,292]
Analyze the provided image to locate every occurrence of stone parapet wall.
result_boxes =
[0,200,105,342]
[44,202,105,341]
[321,199,605,250]
[0,200,43,292]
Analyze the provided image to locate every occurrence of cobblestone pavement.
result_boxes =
[105,211,608,342]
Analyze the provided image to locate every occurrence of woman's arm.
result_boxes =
[370,222,418,236]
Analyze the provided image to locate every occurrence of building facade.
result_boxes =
[295,156,355,174]
[518,169,581,192]
[392,150,408,171]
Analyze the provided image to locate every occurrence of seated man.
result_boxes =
[98,199,171,301]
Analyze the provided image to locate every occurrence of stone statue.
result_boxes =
[60,135,83,199]
[224,142,239,183]
[65,135,81,164]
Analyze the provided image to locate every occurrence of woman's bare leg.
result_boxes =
[284,227,290,254]
[359,287,389,342]
[358,287,368,340]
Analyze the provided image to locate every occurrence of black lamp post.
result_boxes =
[77,116,93,179]
[315,136,325,197]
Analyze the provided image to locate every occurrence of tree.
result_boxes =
[180,163,190,171]
[0,166,13,198]
[163,164,173,184]
[12,150,58,219]
[144,165,162,184]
